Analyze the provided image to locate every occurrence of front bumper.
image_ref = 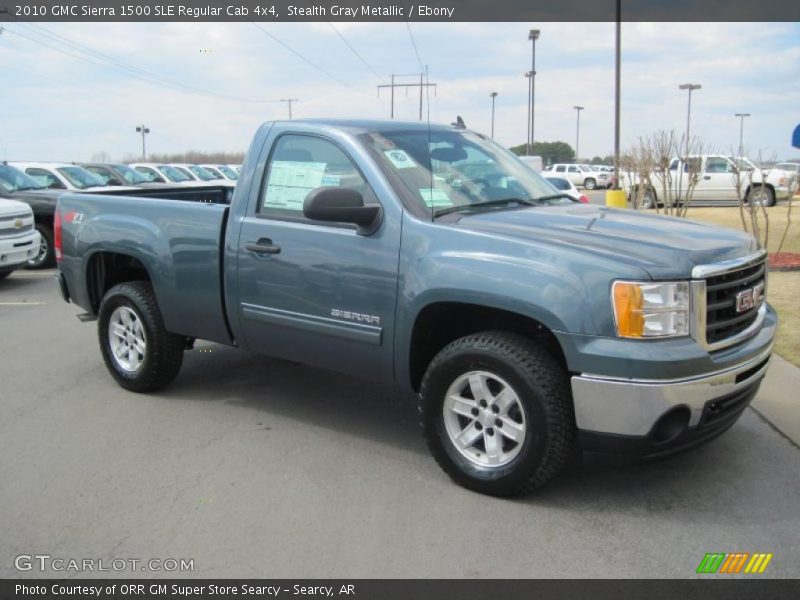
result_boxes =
[572,343,772,456]
[0,231,41,271]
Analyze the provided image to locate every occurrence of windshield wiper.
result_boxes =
[532,193,577,202]
[433,197,538,218]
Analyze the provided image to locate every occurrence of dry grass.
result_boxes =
[766,272,800,367]
[683,203,799,254]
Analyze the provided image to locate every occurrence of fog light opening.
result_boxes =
[651,406,691,445]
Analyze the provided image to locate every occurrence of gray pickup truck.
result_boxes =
[56,119,776,496]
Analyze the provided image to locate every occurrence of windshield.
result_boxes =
[111,164,149,184]
[729,157,757,170]
[56,166,106,189]
[544,177,571,191]
[0,164,45,192]
[218,165,238,180]
[360,129,566,217]
[158,165,191,182]
[188,165,216,181]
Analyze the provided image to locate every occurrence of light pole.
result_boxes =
[678,83,701,156]
[490,92,498,139]
[573,106,584,160]
[528,29,540,154]
[135,125,150,161]
[524,71,532,153]
[734,113,750,160]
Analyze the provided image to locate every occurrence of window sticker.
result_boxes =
[384,149,418,169]
[320,174,341,186]
[418,188,453,208]
[264,161,327,211]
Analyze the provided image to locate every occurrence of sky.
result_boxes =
[1,21,799,162]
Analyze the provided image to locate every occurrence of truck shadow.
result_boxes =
[163,344,800,519]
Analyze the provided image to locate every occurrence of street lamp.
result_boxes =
[490,92,498,139]
[528,29,540,155]
[734,113,750,160]
[678,83,701,156]
[524,72,532,153]
[135,125,150,161]
[573,106,584,160]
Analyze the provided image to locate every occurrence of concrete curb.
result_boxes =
[752,354,800,447]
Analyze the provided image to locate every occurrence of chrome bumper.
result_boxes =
[571,344,772,436]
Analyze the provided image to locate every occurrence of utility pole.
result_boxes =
[573,106,584,160]
[613,0,621,189]
[528,29,540,154]
[281,98,299,119]
[135,125,150,161]
[378,74,437,120]
[490,92,498,139]
[735,113,750,160]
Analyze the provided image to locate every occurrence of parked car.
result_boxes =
[81,163,177,188]
[201,164,239,181]
[10,162,137,193]
[0,168,42,276]
[544,176,589,203]
[168,164,220,183]
[622,154,793,208]
[56,119,775,496]
[545,163,611,189]
[129,163,210,187]
[772,162,799,181]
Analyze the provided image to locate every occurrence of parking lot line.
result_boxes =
[0,301,47,306]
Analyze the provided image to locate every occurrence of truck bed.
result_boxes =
[58,189,232,345]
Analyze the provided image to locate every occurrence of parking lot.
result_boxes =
[1,270,799,578]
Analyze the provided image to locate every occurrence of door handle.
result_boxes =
[703,175,711,180]
[245,239,281,254]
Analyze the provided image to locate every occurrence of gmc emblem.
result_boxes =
[735,282,764,313]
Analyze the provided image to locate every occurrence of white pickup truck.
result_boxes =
[0,198,41,280]
[622,154,793,208]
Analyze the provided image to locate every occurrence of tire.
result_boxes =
[748,186,775,207]
[584,178,596,190]
[0,271,11,281]
[97,281,184,392]
[420,332,576,497]
[27,224,54,269]
[641,188,657,209]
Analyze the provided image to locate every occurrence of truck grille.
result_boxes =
[705,260,766,344]
[0,213,34,238]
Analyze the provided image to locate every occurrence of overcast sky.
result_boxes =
[2,21,799,162]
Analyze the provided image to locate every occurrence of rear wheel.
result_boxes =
[98,281,184,392]
[641,188,657,209]
[584,178,597,190]
[748,186,775,207]
[420,332,576,496]
[27,224,54,269]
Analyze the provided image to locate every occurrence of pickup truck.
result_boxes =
[56,119,777,496]
[622,154,793,208]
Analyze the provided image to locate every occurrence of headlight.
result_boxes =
[612,281,690,338]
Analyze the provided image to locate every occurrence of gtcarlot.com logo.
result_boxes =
[696,552,773,574]
[15,554,194,573]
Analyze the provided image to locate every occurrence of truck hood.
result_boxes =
[0,198,33,217]
[452,204,757,279]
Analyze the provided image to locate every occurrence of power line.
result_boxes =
[6,22,281,104]
[405,22,425,71]
[250,21,371,97]
[328,22,382,78]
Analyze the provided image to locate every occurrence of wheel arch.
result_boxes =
[85,251,155,314]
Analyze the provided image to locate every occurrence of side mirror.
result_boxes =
[303,187,382,236]
[108,177,123,186]
[48,181,66,190]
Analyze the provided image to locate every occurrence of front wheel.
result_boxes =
[98,281,184,392]
[584,178,597,190]
[27,224,54,269]
[420,332,576,496]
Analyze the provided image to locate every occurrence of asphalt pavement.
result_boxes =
[1,270,799,578]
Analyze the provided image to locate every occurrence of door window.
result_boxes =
[705,157,732,174]
[85,166,111,184]
[260,135,374,221]
[25,168,62,188]
[555,165,566,173]
[568,166,579,173]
